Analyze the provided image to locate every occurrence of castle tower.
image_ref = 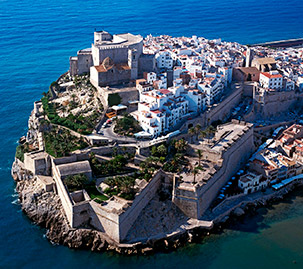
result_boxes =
[128,49,139,80]
[246,48,254,67]
[94,31,113,44]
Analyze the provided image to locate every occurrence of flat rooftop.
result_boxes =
[100,196,130,214]
[254,57,276,65]
[94,33,142,48]
[211,122,251,153]
[56,160,91,178]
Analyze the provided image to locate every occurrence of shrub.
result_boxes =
[41,96,101,135]
[43,128,89,157]
[108,93,122,106]
[15,145,25,162]
[114,114,142,136]
[64,174,89,192]
[90,154,129,176]
[15,143,32,162]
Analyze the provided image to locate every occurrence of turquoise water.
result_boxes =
[1,0,303,267]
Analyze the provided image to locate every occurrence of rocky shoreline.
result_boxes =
[11,158,303,255]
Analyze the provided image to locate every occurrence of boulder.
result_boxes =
[233,207,245,217]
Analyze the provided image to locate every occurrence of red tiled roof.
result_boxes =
[261,72,282,79]
[159,89,171,95]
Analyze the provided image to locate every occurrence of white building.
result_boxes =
[145,72,157,84]
[138,87,189,136]
[156,51,173,69]
[259,71,283,90]
[238,172,268,194]
[185,89,207,112]
[198,76,224,105]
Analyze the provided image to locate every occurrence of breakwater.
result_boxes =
[252,38,303,48]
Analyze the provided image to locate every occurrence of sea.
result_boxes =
[1,0,303,268]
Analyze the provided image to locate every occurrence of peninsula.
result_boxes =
[12,31,303,254]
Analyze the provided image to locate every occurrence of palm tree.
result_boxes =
[175,139,188,153]
[199,130,207,142]
[192,167,200,184]
[207,125,216,137]
[194,124,202,140]
[197,149,202,167]
[188,127,196,143]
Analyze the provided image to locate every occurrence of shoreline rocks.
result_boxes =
[11,159,303,255]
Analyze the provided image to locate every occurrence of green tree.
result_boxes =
[157,144,167,157]
[64,174,89,192]
[192,167,200,184]
[188,127,196,142]
[174,139,188,153]
[151,146,158,156]
[197,149,202,167]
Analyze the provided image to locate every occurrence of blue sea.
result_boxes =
[1,0,303,268]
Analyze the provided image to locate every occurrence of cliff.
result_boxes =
[12,160,109,251]
[11,160,195,254]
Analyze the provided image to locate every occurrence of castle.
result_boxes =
[69,31,155,87]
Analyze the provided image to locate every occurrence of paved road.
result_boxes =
[102,124,137,143]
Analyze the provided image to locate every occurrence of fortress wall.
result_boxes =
[173,125,254,218]
[92,44,100,66]
[87,170,163,242]
[205,83,243,124]
[255,120,295,134]
[90,65,99,88]
[183,83,243,130]
[72,201,91,227]
[69,57,78,76]
[172,195,198,219]
[112,89,139,105]
[172,183,198,218]
[53,153,89,166]
[262,91,303,117]
[89,201,121,242]
[91,145,137,156]
[99,47,128,64]
[98,68,131,87]
[98,86,139,106]
[196,127,254,216]
[118,170,163,241]
[23,153,39,174]
[243,82,255,97]
[51,160,74,226]
[24,151,49,175]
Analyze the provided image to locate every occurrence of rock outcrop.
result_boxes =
[12,157,303,254]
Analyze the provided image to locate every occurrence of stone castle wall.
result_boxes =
[181,83,243,130]
[88,170,164,242]
[51,159,74,225]
[96,86,139,106]
[173,123,254,218]
[118,170,164,241]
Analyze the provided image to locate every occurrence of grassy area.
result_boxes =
[15,144,27,162]
[41,96,102,135]
[44,127,89,158]
[114,114,142,137]
[63,174,109,203]
[85,184,109,203]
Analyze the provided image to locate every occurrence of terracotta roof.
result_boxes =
[159,89,171,95]
[261,72,282,79]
